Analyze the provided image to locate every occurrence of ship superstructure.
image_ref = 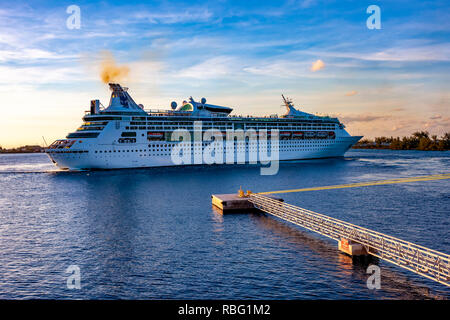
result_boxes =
[45,83,362,170]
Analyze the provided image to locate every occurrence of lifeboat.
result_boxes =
[328,131,336,137]
[280,131,291,138]
[304,131,316,138]
[317,131,328,138]
[147,132,164,140]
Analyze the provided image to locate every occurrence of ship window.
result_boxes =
[66,132,99,139]
[121,132,136,137]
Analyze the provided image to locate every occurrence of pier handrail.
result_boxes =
[249,193,450,286]
[257,173,450,195]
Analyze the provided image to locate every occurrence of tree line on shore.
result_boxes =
[0,145,44,153]
[1,132,449,153]
[354,131,450,151]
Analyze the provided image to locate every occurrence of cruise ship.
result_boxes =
[45,83,362,170]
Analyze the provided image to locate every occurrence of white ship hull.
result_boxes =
[47,136,361,170]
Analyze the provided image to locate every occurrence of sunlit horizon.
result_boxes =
[1,0,449,148]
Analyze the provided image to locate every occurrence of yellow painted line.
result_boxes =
[258,173,450,195]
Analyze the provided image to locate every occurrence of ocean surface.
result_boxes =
[0,150,449,299]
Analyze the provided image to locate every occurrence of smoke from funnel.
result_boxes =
[99,51,130,84]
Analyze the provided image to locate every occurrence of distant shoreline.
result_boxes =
[2,131,449,153]
[1,149,447,154]
[0,145,44,154]
[353,131,449,151]
[0,151,45,154]
[351,146,449,151]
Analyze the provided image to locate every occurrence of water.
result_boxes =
[0,150,449,299]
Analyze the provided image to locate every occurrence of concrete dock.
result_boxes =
[338,238,368,256]
[212,192,283,213]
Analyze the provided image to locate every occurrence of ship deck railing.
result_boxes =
[83,110,340,122]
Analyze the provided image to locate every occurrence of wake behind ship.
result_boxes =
[45,84,362,170]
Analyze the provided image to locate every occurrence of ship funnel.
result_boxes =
[107,83,140,110]
[90,99,100,115]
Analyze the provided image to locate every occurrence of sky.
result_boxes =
[0,0,449,147]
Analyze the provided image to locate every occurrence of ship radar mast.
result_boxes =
[282,94,294,113]
[281,94,316,119]
[282,94,300,116]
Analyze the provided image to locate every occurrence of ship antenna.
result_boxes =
[282,94,292,113]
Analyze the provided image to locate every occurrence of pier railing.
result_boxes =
[249,193,450,287]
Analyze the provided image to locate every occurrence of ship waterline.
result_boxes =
[45,84,362,170]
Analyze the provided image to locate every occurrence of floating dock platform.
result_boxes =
[212,192,283,213]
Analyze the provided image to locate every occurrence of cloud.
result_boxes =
[0,48,77,63]
[310,59,325,72]
[0,64,90,86]
[291,0,317,9]
[244,60,306,77]
[133,9,213,24]
[300,0,316,8]
[392,124,407,131]
[345,90,357,96]
[339,114,390,123]
[317,43,450,62]
[244,59,333,79]
[423,116,450,131]
[175,56,235,79]
[364,45,450,62]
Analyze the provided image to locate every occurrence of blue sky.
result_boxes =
[0,0,449,146]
